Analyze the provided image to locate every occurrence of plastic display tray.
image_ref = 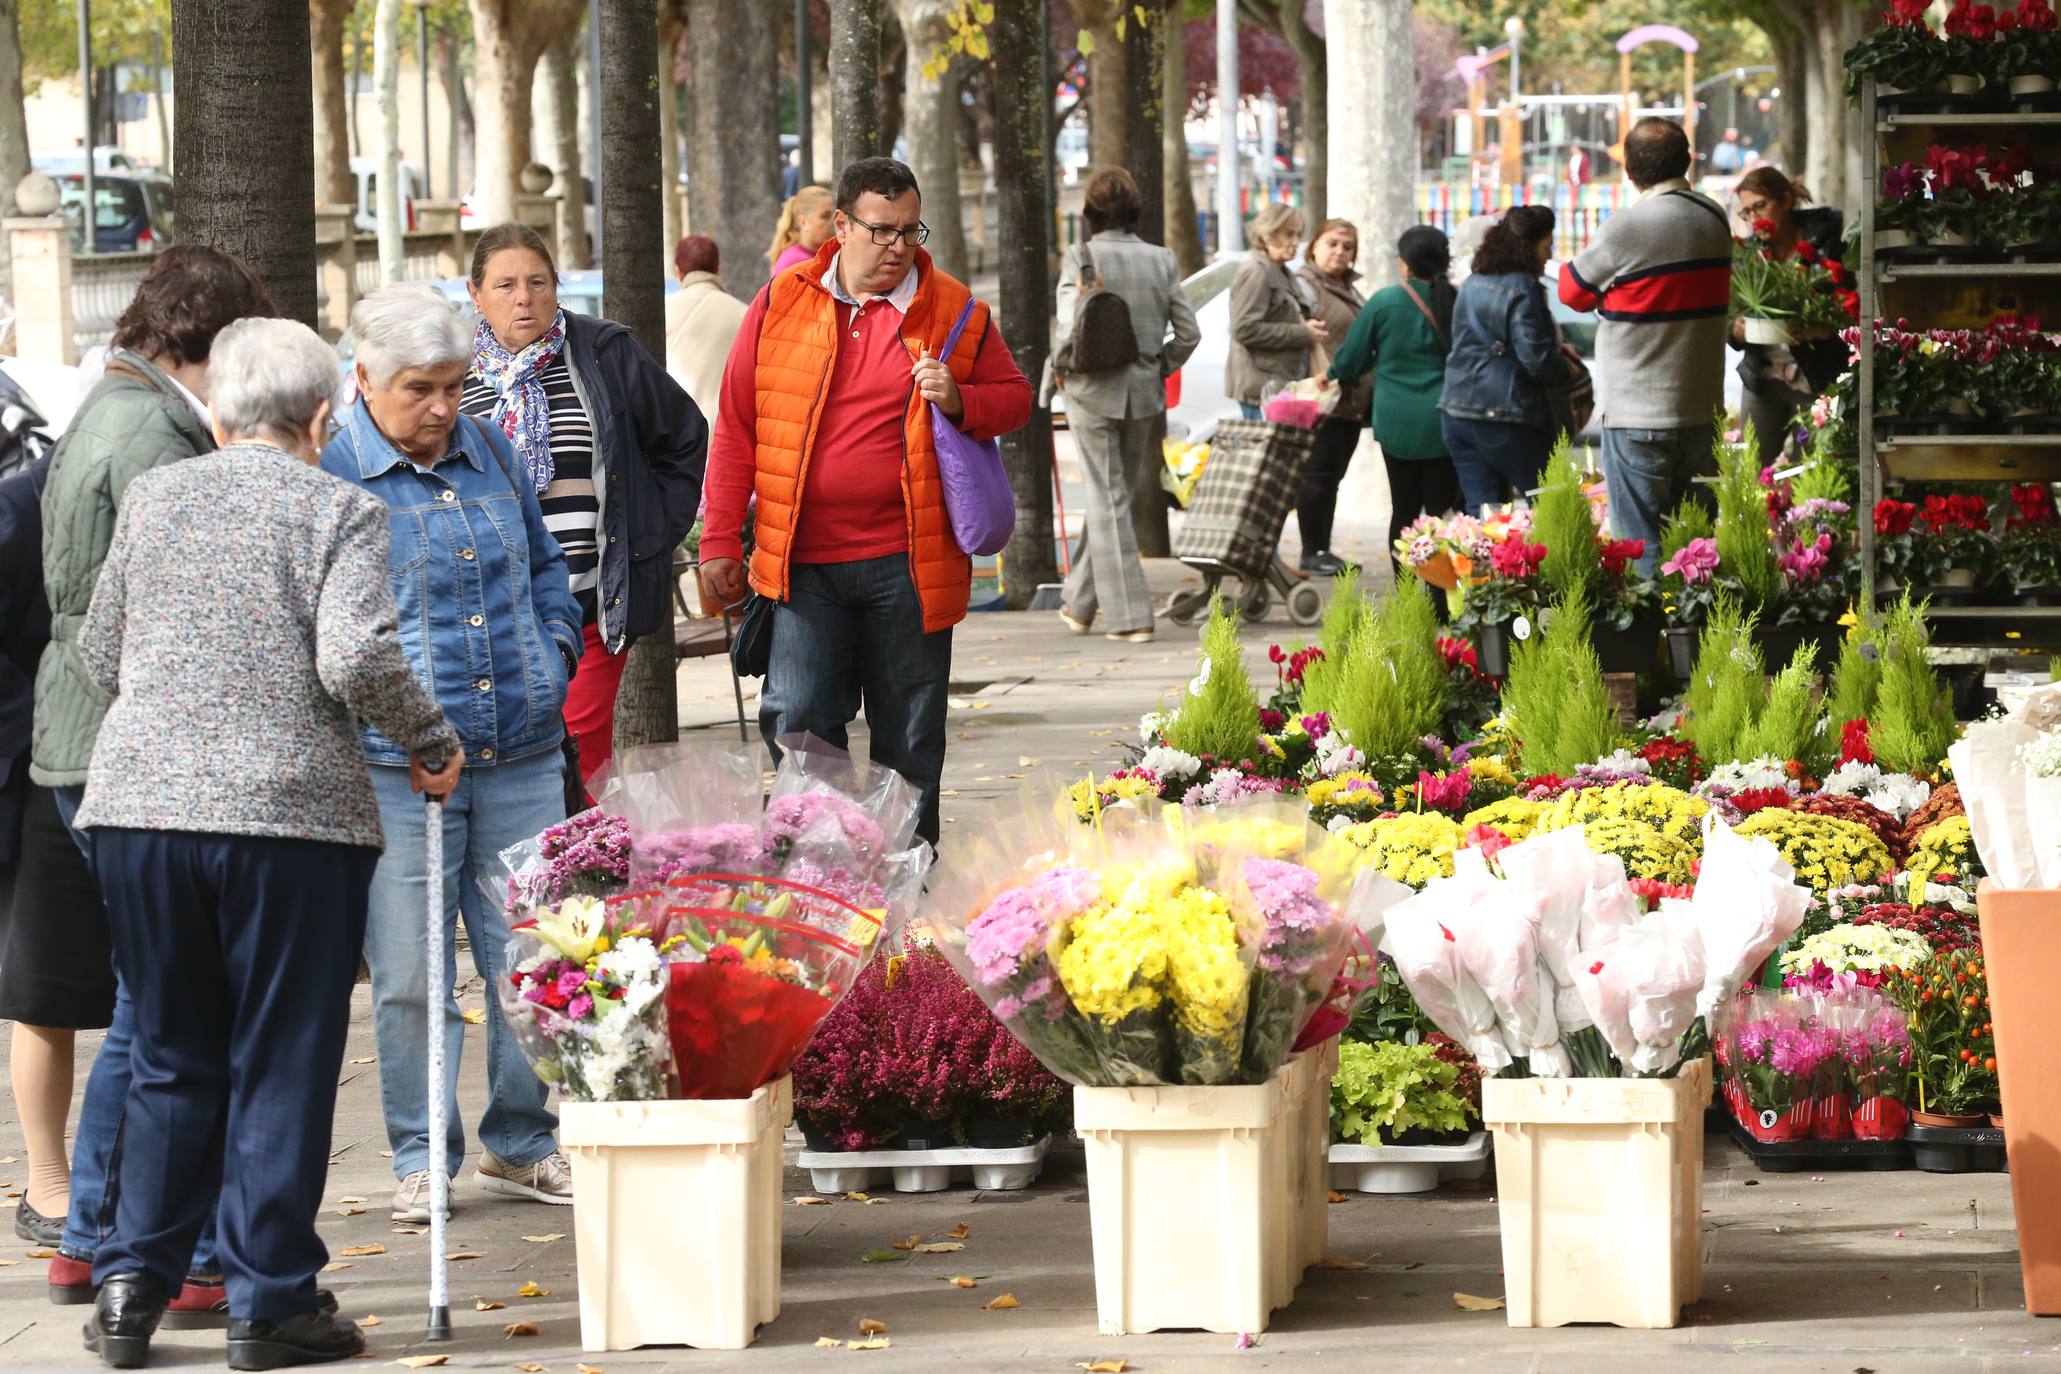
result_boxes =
[796,1134,1053,1194]
[1722,1114,1914,1172]
[1327,1132,1491,1194]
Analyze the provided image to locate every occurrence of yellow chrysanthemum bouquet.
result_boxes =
[924,797,1403,1086]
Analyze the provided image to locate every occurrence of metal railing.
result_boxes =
[349,232,462,297]
[71,251,156,350]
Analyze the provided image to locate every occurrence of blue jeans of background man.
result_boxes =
[89,827,375,1321]
[759,555,955,846]
[362,750,563,1182]
[1601,424,1718,576]
[1439,413,1554,515]
[50,786,218,1278]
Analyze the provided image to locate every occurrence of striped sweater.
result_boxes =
[1560,179,1732,430]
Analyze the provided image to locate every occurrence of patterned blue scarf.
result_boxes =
[472,310,567,493]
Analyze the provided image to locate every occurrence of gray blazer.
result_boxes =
[72,444,459,850]
[1226,251,1312,405]
[1054,231,1201,422]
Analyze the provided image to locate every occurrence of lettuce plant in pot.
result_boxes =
[1329,1038,1476,1148]
[1843,0,1947,102]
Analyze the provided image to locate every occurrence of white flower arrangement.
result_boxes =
[1313,730,1366,779]
[1699,756,1796,796]
[2019,730,2061,779]
[1138,745,1204,782]
[1591,749,1653,776]
[1862,772,1932,823]
[1139,710,1171,745]
[1777,922,1933,978]
[1820,761,1883,797]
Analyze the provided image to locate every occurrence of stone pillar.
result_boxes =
[315,205,357,341]
[416,200,467,278]
[6,216,75,366]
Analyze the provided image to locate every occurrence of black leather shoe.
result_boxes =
[165,1284,339,1331]
[226,1308,365,1370]
[14,1197,64,1247]
[81,1272,167,1369]
[1299,550,1347,576]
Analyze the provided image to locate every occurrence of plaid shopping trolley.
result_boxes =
[1165,419,1325,628]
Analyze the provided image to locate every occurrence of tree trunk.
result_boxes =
[151,29,171,174]
[1323,0,1414,281]
[1814,11,1852,207]
[172,0,317,326]
[1838,6,1868,213]
[879,19,908,154]
[989,0,1058,607]
[1163,0,1203,275]
[1769,24,1808,174]
[890,0,967,279]
[1120,0,1169,557]
[375,0,404,284]
[311,0,355,207]
[438,21,472,200]
[685,0,780,301]
[596,0,676,750]
[1080,0,1124,170]
[348,24,365,160]
[0,0,25,308]
[830,0,884,171]
[1796,14,1832,208]
[469,0,586,226]
[540,25,591,269]
[658,15,682,254]
[1280,4,1326,220]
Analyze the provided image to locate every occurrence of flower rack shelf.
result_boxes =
[1876,261,2061,281]
[1874,437,2061,483]
[1877,111,2061,130]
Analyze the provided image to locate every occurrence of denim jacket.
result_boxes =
[320,402,579,768]
[1438,270,1571,433]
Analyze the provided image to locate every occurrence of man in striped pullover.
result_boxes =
[1559,118,1732,573]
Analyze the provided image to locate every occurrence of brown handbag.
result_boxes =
[1056,238,1140,375]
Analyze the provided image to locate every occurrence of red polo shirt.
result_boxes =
[702,259,1028,567]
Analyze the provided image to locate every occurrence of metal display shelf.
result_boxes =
[1856,80,2061,646]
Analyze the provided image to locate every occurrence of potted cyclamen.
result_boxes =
[1456,537,1547,678]
[1873,497,1922,602]
[1659,536,1721,679]
[1875,162,1946,259]
[1914,492,1997,603]
[1999,0,2061,101]
[1943,0,2002,100]
[1843,0,1947,105]
[1592,535,1662,674]
[2003,482,2061,604]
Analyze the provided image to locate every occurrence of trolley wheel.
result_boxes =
[1165,588,1211,628]
[1286,581,1324,627]
[1238,579,1272,623]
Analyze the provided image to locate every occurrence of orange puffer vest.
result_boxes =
[747,243,985,634]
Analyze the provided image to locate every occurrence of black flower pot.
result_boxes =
[1938,661,1990,721]
[1474,621,1512,678]
[1593,611,1661,675]
[1911,583,1978,608]
[1753,621,1839,674]
[897,1116,959,1152]
[1666,625,1700,680]
[796,1114,841,1152]
[964,1112,1037,1150]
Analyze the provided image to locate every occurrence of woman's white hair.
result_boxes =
[352,281,471,388]
[1251,203,1305,249]
[208,316,341,443]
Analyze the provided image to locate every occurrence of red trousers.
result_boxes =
[565,620,631,785]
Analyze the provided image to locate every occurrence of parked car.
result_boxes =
[351,157,422,235]
[51,171,174,253]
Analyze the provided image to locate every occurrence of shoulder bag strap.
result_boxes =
[1398,280,1448,349]
[1077,236,1099,288]
[940,298,979,357]
[1664,188,1731,231]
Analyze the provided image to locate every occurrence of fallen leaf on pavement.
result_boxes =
[321,1262,352,1273]
[858,1318,887,1336]
[947,1222,970,1239]
[337,1196,367,1205]
[357,1316,381,1328]
[350,1057,376,1065]
[446,1251,482,1261]
[25,1248,54,1259]
[844,1192,870,1202]
[334,1207,366,1217]
[948,1276,977,1289]
[339,1245,385,1257]
[914,1242,963,1254]
[888,1234,922,1250]
[982,1294,1020,1310]
[519,1234,564,1244]
[1327,1190,1348,1204]
[390,1226,426,1236]
[461,1009,486,1025]
[1076,1362,1128,1372]
[393,1359,448,1370]
[1313,1258,1368,1271]
[862,1196,891,1205]
[516,1365,545,1373]
[576,1365,605,1374]
[517,1282,550,1298]
[503,1321,541,1338]
[1452,1292,1505,1312]
[792,1196,831,1206]
[473,1298,506,1311]
[0,1259,19,1267]
[848,1337,890,1351]
[815,1337,844,1349]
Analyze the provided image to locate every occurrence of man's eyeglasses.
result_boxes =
[845,212,929,248]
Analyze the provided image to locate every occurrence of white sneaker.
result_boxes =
[475,1148,574,1205]
[391,1169,452,1224]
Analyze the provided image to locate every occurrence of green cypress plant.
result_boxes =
[1660,495,1717,567]
[1328,583,1449,760]
[1165,593,1263,763]
[1681,596,1764,766]
[1871,594,1958,777]
[1299,567,1368,717]
[1739,644,1821,763]
[1715,434,1779,612]
[1501,588,1619,776]
[1533,436,1598,602]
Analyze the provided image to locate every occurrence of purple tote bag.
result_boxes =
[930,300,1015,557]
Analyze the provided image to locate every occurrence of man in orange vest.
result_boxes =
[698,158,1032,844]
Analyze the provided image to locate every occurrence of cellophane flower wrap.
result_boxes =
[1384,818,1810,1079]
[481,807,634,924]
[610,736,933,1099]
[923,795,1371,1087]
[497,894,672,1102]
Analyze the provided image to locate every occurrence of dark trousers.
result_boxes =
[90,828,376,1320]
[759,555,954,845]
[1295,416,1361,555]
[1440,413,1554,515]
[1384,452,1463,579]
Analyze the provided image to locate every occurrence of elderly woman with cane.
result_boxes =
[71,316,460,1370]
[322,282,581,1228]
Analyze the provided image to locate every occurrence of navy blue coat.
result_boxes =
[0,457,51,863]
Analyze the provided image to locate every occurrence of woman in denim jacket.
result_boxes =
[1437,206,1573,513]
[320,283,581,1226]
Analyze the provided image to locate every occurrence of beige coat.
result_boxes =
[665,271,749,430]
[1226,252,1311,405]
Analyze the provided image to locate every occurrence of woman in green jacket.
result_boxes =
[1327,226,1463,580]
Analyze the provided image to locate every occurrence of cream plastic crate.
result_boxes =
[1289,1043,1336,1276]
[1481,1057,1711,1329]
[1075,1057,1320,1336]
[559,1077,792,1351]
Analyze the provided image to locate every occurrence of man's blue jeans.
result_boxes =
[1601,424,1718,575]
[758,555,955,846]
[363,751,563,1182]
[51,787,218,1277]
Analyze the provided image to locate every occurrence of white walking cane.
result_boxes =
[423,788,452,1342]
